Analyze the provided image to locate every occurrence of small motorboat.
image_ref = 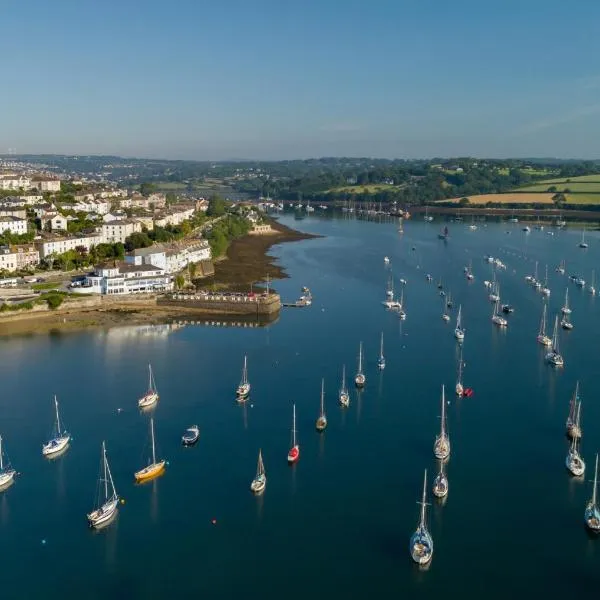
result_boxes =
[501,304,514,314]
[181,425,200,446]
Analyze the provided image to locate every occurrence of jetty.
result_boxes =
[158,290,281,316]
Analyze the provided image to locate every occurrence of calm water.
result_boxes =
[1,214,600,598]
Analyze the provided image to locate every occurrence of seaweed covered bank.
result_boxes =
[0,219,318,336]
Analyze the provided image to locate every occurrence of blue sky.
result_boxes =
[2,0,600,160]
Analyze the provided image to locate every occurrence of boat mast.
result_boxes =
[257,449,264,477]
[592,454,598,508]
[54,395,61,435]
[380,332,384,360]
[0,435,3,470]
[242,356,248,384]
[341,365,346,391]
[565,288,569,310]
[440,385,446,437]
[457,349,463,385]
[419,469,428,528]
[553,316,560,353]
[540,304,547,336]
[150,418,156,464]
[457,305,461,329]
[358,342,363,374]
[102,441,108,501]
[320,378,325,418]
[292,404,297,447]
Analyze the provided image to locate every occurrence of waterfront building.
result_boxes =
[125,239,211,274]
[35,234,103,258]
[102,219,142,244]
[78,262,173,295]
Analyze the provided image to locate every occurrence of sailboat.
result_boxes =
[0,435,16,490]
[423,206,433,222]
[556,259,566,275]
[585,454,600,533]
[354,342,366,387]
[378,332,386,370]
[87,441,119,528]
[545,316,564,367]
[491,299,508,327]
[589,270,596,295]
[442,296,451,322]
[579,228,588,249]
[454,304,465,342]
[315,379,327,431]
[566,435,585,477]
[42,395,71,457]
[397,288,407,320]
[250,449,266,494]
[236,355,251,401]
[561,288,571,315]
[287,404,300,464]
[561,311,574,330]
[489,277,500,302]
[456,348,464,397]
[537,303,552,346]
[540,265,551,296]
[410,469,434,565]
[339,365,350,407]
[382,276,401,309]
[134,417,166,483]
[566,384,582,440]
[432,460,448,498]
[138,364,159,408]
[434,385,450,460]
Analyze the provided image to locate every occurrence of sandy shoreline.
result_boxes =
[0,219,317,337]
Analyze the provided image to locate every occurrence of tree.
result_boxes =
[188,262,197,279]
[165,192,177,205]
[124,232,153,251]
[140,182,158,197]
[552,192,567,206]
[175,274,185,289]
[459,197,470,206]
[207,195,227,217]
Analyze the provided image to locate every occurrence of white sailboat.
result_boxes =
[378,332,386,370]
[491,300,507,327]
[87,441,119,528]
[339,364,350,407]
[432,460,448,498]
[556,259,565,275]
[454,304,465,342]
[42,395,71,457]
[561,288,571,315]
[545,315,564,367]
[410,469,434,565]
[315,378,327,431]
[585,454,600,533]
[579,228,588,249]
[489,276,500,302]
[566,384,582,440]
[287,404,300,464]
[589,270,596,295]
[138,363,159,408]
[250,448,266,494]
[442,296,451,322]
[561,310,574,330]
[456,348,464,397]
[433,385,450,460]
[566,435,585,477]
[236,355,251,400]
[537,303,552,347]
[540,265,551,296]
[354,342,366,387]
[0,435,16,490]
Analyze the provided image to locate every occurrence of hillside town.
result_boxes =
[0,162,270,297]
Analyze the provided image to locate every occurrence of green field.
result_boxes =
[520,173,600,185]
[154,182,188,190]
[565,193,600,205]
[516,182,600,192]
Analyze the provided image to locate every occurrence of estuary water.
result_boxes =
[1,213,599,598]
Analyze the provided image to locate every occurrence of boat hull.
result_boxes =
[339,392,350,407]
[42,435,71,457]
[236,384,251,400]
[566,455,585,477]
[455,384,463,397]
[134,460,166,483]
[432,476,448,498]
[454,330,464,342]
[182,427,200,446]
[316,417,327,432]
[87,498,119,528]
[250,476,266,494]
[546,352,564,367]
[537,335,552,347]
[434,436,450,460]
[138,392,159,409]
[410,532,433,565]
[0,469,16,490]
[287,446,300,464]
[354,374,365,387]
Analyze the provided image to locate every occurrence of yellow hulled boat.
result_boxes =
[134,417,166,483]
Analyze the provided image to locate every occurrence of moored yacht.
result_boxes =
[315,379,327,431]
[491,300,507,327]
[455,347,464,397]
[236,355,251,401]
[589,270,596,296]
[0,435,16,490]
[138,363,159,409]
[585,454,600,533]
[433,385,450,460]
[537,304,552,347]
[338,365,350,407]
[87,441,119,529]
[561,288,571,315]
[42,396,71,457]
[377,332,385,370]
[540,265,551,296]
[410,469,433,565]
[354,342,366,387]
[566,383,582,440]
[545,316,564,367]
[579,229,588,249]
[454,305,465,342]
[134,417,166,483]
[250,449,267,494]
[287,404,300,464]
[566,435,585,477]
[432,460,448,498]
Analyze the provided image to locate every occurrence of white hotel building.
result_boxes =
[78,262,173,295]
[125,239,211,274]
